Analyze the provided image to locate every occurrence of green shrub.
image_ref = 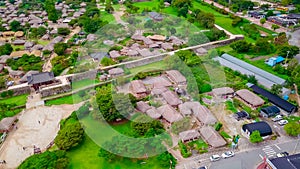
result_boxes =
[178,141,192,158]
[215,122,223,131]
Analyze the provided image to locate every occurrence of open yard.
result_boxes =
[67,115,168,169]
[71,79,100,90]
[0,94,28,106]
[129,60,167,75]
[45,92,89,105]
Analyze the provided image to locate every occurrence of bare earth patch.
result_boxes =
[0,104,82,169]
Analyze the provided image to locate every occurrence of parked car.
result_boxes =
[272,115,283,122]
[222,151,235,159]
[210,154,221,162]
[198,166,208,169]
[278,120,288,126]
[276,152,289,157]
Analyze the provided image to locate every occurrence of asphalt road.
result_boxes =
[177,139,300,169]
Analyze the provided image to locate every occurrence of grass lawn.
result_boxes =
[37,40,50,46]
[101,11,115,23]
[0,94,28,106]
[67,135,165,169]
[71,79,100,90]
[225,100,238,113]
[129,60,167,75]
[67,115,167,169]
[284,116,300,123]
[250,59,289,80]
[45,92,88,105]
[220,131,232,139]
[12,45,25,51]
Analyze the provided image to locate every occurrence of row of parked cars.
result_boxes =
[272,115,288,126]
[209,151,235,162]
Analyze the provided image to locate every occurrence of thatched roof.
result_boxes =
[200,126,226,148]
[130,80,147,94]
[236,89,264,107]
[157,104,183,123]
[161,43,173,50]
[136,101,151,113]
[138,49,152,57]
[162,90,182,106]
[109,50,121,59]
[148,35,166,41]
[212,87,234,96]
[145,107,161,119]
[195,47,208,55]
[30,50,41,57]
[108,68,124,76]
[166,70,186,85]
[10,51,30,57]
[14,31,24,37]
[181,101,217,125]
[151,86,168,96]
[131,34,145,41]
[0,116,17,131]
[179,129,201,142]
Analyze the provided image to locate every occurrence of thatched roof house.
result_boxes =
[162,90,182,107]
[130,80,147,98]
[145,107,161,119]
[10,51,30,58]
[236,89,264,108]
[200,126,226,148]
[179,129,201,142]
[151,86,168,96]
[12,39,26,45]
[109,50,121,59]
[212,87,234,97]
[166,70,186,85]
[108,68,124,78]
[136,101,151,113]
[148,35,166,41]
[157,104,183,123]
[131,34,145,41]
[0,116,17,133]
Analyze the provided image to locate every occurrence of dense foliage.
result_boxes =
[131,113,164,136]
[0,43,13,55]
[249,130,263,143]
[18,150,69,169]
[284,122,300,136]
[7,54,43,71]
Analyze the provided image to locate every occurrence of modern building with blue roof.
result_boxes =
[265,56,285,67]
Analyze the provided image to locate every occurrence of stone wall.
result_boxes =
[67,70,98,82]
[40,84,72,98]
[1,85,31,96]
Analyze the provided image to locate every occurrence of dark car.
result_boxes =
[198,167,208,169]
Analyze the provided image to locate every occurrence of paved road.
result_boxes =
[177,139,300,169]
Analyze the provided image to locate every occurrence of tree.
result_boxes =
[272,24,280,31]
[248,75,257,84]
[54,122,84,150]
[105,0,114,13]
[30,27,47,38]
[131,113,164,136]
[196,12,215,28]
[100,57,115,66]
[98,148,117,162]
[250,130,263,143]
[178,4,189,17]
[282,0,292,6]
[18,150,69,169]
[277,45,299,58]
[284,122,300,136]
[266,10,274,18]
[157,152,177,169]
[172,0,192,8]
[10,20,21,31]
[260,18,266,25]
[0,43,13,55]
[252,38,274,54]
[57,28,70,36]
[230,40,251,53]
[54,43,68,55]
[45,0,58,22]
[271,84,283,95]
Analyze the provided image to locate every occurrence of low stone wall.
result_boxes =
[40,84,72,98]
[67,70,98,82]
[1,85,31,96]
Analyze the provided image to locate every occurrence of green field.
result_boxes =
[45,92,88,105]
[67,116,167,169]
[129,61,167,75]
[71,79,100,90]
[0,94,28,106]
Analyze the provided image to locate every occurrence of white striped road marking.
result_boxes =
[262,146,276,157]
[259,154,263,159]
[275,144,281,150]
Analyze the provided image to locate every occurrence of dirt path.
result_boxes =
[0,104,82,169]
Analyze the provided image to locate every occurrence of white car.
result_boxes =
[210,154,221,162]
[278,120,288,126]
[221,151,235,159]
[272,115,283,122]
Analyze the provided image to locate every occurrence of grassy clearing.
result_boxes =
[101,11,115,23]
[284,116,300,123]
[45,92,88,105]
[37,40,50,46]
[12,45,25,51]
[220,131,232,139]
[67,115,166,169]
[0,94,28,106]
[129,61,167,75]
[225,100,238,113]
[71,79,100,90]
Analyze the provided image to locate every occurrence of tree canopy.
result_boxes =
[44,0,59,22]
[249,130,263,143]
[284,122,300,136]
